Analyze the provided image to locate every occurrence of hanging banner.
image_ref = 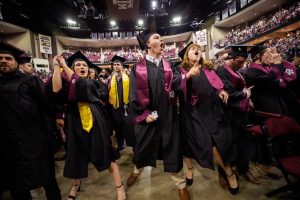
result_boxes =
[39,34,52,54]
[106,0,140,20]
[196,29,207,46]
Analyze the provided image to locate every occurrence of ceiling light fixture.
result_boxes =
[67,19,76,25]
[137,19,144,26]
[152,1,157,9]
[110,20,116,26]
[173,16,181,23]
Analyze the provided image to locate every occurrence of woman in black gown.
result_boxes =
[175,43,239,195]
[51,52,126,200]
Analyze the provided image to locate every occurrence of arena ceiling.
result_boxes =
[0,0,223,38]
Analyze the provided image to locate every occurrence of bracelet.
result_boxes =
[53,63,60,67]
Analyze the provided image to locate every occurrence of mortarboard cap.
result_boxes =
[66,51,97,69]
[227,45,252,58]
[249,42,268,59]
[89,65,101,74]
[123,64,130,69]
[136,21,157,51]
[0,42,24,60]
[111,55,126,64]
[178,41,194,60]
[18,53,32,64]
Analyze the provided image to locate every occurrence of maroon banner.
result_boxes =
[106,0,140,20]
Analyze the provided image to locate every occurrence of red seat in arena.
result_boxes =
[279,156,300,177]
[247,112,300,198]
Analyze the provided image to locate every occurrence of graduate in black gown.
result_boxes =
[108,55,135,150]
[51,52,126,200]
[174,42,239,195]
[0,42,61,199]
[293,51,300,91]
[244,45,290,115]
[216,45,260,185]
[267,47,300,124]
[126,27,189,200]
[244,44,288,179]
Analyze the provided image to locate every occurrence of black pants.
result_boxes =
[226,109,256,174]
[114,124,125,150]
[44,155,61,200]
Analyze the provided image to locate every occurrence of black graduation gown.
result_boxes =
[216,65,255,173]
[0,71,54,192]
[271,63,300,123]
[244,65,290,115]
[216,65,250,138]
[63,75,118,179]
[109,76,135,147]
[175,67,236,169]
[129,60,183,173]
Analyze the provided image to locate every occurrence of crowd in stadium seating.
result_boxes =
[212,29,300,68]
[61,50,101,63]
[214,1,300,48]
[262,29,300,61]
[61,47,179,64]
[35,69,51,82]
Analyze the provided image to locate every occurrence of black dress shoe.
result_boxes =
[186,167,193,186]
[186,177,193,186]
[227,171,239,195]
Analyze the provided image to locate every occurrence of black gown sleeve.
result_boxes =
[216,67,245,102]
[29,76,62,115]
[45,77,68,103]
[99,81,109,103]
[244,68,283,92]
[171,64,183,94]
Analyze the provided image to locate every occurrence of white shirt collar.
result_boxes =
[146,54,162,67]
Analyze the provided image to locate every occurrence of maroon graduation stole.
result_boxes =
[135,58,173,109]
[250,63,270,74]
[250,63,287,88]
[203,67,224,91]
[180,65,224,105]
[223,63,246,90]
[283,61,297,82]
[223,64,250,111]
